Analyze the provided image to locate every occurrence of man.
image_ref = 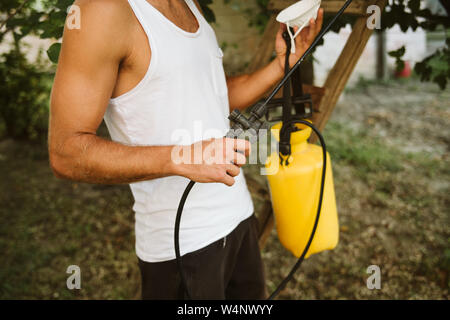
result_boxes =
[49,0,323,299]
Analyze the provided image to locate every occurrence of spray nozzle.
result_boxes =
[227,102,268,140]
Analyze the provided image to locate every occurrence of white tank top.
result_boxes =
[104,0,254,262]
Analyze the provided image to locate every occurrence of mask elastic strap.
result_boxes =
[287,19,311,54]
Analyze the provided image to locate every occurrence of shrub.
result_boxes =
[0,49,53,140]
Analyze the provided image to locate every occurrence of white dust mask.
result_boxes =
[276,0,321,54]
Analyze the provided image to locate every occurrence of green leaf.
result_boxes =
[408,0,421,13]
[46,42,61,63]
[201,6,215,23]
[198,0,215,23]
[388,46,407,73]
[414,60,432,82]
[434,73,447,90]
[388,46,406,58]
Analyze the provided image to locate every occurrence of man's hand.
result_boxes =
[226,9,324,111]
[175,138,250,186]
[274,8,324,71]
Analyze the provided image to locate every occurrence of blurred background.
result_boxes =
[0,0,448,299]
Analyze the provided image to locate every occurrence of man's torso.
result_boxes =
[102,0,255,262]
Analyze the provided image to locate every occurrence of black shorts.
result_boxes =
[138,214,266,300]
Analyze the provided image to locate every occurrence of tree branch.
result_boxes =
[0,0,31,31]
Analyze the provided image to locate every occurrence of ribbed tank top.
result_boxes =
[104,0,254,262]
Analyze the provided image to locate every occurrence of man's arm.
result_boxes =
[49,0,248,186]
[227,9,324,111]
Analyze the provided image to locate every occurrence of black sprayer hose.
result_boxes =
[175,120,327,300]
[174,180,196,300]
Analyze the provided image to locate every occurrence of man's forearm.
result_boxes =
[227,59,284,111]
[49,133,179,184]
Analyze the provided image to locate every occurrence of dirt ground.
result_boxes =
[0,79,448,299]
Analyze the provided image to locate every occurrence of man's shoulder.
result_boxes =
[74,0,130,11]
[73,0,134,26]
[62,0,136,61]
[67,0,136,43]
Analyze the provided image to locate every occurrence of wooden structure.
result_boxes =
[251,0,388,248]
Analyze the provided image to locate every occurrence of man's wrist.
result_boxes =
[166,145,190,178]
[270,57,285,81]
[140,145,185,179]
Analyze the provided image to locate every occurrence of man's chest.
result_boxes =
[119,1,203,86]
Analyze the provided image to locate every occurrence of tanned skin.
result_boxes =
[49,0,323,186]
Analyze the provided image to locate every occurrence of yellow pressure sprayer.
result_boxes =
[175,0,353,300]
[266,122,339,259]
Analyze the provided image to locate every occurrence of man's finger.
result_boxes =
[316,8,324,33]
[238,139,251,157]
[307,18,316,43]
[227,138,251,157]
[225,164,240,177]
[276,23,284,45]
[298,26,310,47]
[232,151,247,167]
[220,172,235,186]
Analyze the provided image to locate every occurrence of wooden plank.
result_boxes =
[268,0,370,15]
[246,13,279,73]
[310,0,388,140]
